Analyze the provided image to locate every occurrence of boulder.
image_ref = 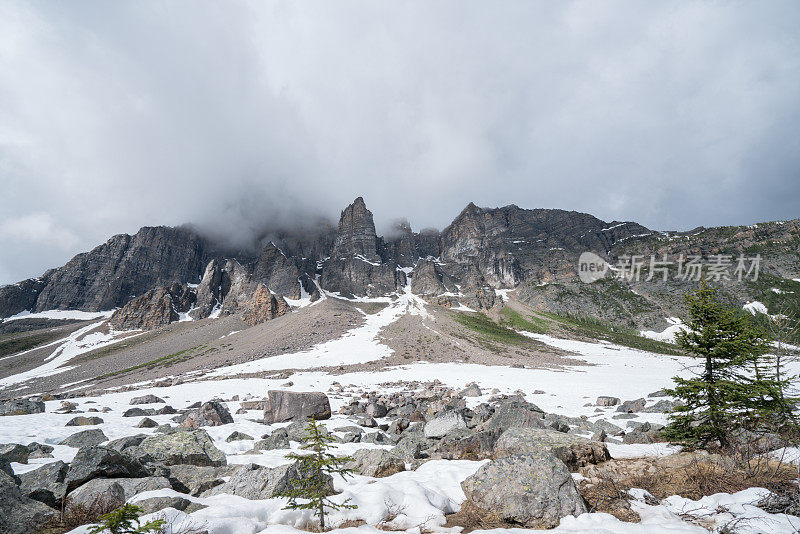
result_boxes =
[60,429,108,448]
[138,417,159,428]
[179,400,234,428]
[0,471,58,534]
[166,465,237,496]
[391,434,434,462]
[135,495,200,515]
[18,461,69,508]
[106,434,148,453]
[596,396,620,407]
[135,429,226,467]
[616,398,646,413]
[123,407,155,417]
[460,383,482,397]
[0,398,45,417]
[433,429,501,460]
[0,443,30,464]
[493,427,610,471]
[365,402,388,418]
[130,395,166,405]
[65,416,104,426]
[203,463,333,500]
[66,476,172,511]
[642,399,681,413]
[345,449,405,477]
[461,451,587,528]
[263,391,331,424]
[479,400,545,432]
[226,431,254,442]
[254,428,290,451]
[424,410,467,438]
[66,446,150,492]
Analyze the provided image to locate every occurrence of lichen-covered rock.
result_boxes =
[18,460,69,508]
[0,398,45,416]
[493,427,610,471]
[60,429,108,448]
[254,428,290,451]
[130,395,165,405]
[179,400,234,428]
[461,451,587,528]
[433,429,501,460]
[424,410,467,438]
[203,463,332,500]
[0,471,58,534]
[65,446,150,492]
[135,429,226,467]
[65,416,104,426]
[479,400,545,432]
[66,476,171,511]
[0,443,30,464]
[345,449,405,477]
[263,391,331,424]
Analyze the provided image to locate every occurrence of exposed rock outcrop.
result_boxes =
[109,283,195,330]
[242,285,290,327]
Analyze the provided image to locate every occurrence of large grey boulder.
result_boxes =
[616,398,646,413]
[203,463,333,500]
[0,398,45,417]
[130,395,165,405]
[60,428,108,448]
[66,476,172,511]
[596,396,620,406]
[0,443,30,464]
[424,410,467,438]
[179,400,234,428]
[263,391,331,424]
[433,429,501,460]
[493,427,610,471]
[479,400,545,432]
[106,434,148,453]
[167,465,238,496]
[345,449,405,477]
[18,460,69,508]
[65,416,104,426]
[66,446,150,492]
[461,451,587,528]
[135,429,226,467]
[0,471,58,534]
[391,434,435,462]
[254,428,290,451]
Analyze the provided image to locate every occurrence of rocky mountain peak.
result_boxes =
[332,197,380,261]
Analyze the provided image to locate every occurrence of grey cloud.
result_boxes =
[1,0,798,284]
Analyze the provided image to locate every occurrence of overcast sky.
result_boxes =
[1,1,799,284]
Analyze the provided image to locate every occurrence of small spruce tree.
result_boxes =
[664,280,775,447]
[274,417,356,530]
[87,503,165,534]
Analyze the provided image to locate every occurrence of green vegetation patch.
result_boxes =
[0,330,65,357]
[538,311,684,355]
[500,307,549,334]
[95,346,200,380]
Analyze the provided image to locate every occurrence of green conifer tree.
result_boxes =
[664,281,774,447]
[87,504,164,534]
[274,418,356,530]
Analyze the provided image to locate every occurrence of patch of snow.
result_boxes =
[451,303,476,312]
[601,222,628,231]
[743,301,768,315]
[2,309,115,323]
[640,317,686,343]
[494,288,514,301]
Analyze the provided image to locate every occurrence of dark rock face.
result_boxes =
[18,460,69,508]
[109,284,195,330]
[439,203,651,288]
[321,198,403,297]
[0,278,48,319]
[242,285,290,327]
[31,226,211,315]
[60,429,108,448]
[178,401,234,428]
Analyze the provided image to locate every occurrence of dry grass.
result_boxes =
[580,452,799,522]
[444,500,517,533]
